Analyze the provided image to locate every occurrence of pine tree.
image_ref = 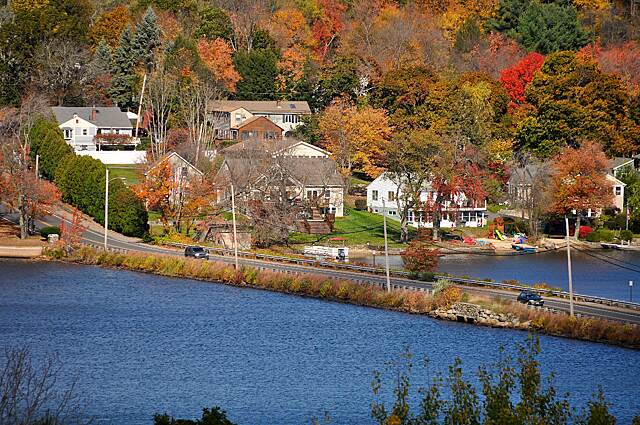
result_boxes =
[110,26,139,110]
[92,39,113,75]
[134,7,161,69]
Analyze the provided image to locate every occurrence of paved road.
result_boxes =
[4,207,640,325]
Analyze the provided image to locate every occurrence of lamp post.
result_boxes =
[382,198,391,292]
[630,281,634,303]
[230,183,239,270]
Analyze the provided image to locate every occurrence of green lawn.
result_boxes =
[289,207,412,248]
[107,165,142,185]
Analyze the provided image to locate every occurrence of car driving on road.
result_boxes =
[184,246,209,260]
[517,290,544,306]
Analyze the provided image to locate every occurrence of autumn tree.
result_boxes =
[133,160,176,233]
[197,38,241,93]
[146,64,176,162]
[318,98,391,190]
[401,236,440,277]
[89,5,130,49]
[549,141,614,237]
[500,51,545,108]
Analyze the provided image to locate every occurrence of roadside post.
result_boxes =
[382,198,391,292]
[630,281,634,302]
[565,216,574,316]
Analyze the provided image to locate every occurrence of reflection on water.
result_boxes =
[1,260,639,424]
[352,250,640,300]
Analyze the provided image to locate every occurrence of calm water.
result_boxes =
[1,260,640,424]
[353,250,640,300]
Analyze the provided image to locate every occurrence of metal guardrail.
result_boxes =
[162,242,640,312]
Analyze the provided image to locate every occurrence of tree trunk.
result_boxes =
[18,195,28,239]
[400,216,409,243]
[574,214,581,240]
[433,211,442,241]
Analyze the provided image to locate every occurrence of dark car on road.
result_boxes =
[184,246,209,260]
[517,290,544,306]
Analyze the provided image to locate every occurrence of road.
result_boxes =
[3,207,640,325]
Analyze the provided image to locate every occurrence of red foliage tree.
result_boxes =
[401,238,440,275]
[311,0,347,61]
[580,41,640,89]
[499,52,545,109]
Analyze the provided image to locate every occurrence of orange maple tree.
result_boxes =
[197,38,241,93]
[89,5,131,48]
[133,160,177,233]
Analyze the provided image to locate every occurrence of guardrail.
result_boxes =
[162,242,640,312]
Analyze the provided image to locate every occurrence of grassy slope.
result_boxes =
[107,165,142,185]
[289,207,411,248]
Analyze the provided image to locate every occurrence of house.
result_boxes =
[366,173,487,228]
[147,152,203,205]
[607,174,626,211]
[233,116,284,142]
[52,106,138,152]
[209,100,311,139]
[216,139,344,219]
[611,157,635,178]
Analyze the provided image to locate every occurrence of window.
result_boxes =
[235,113,243,124]
[389,210,397,216]
[283,114,299,124]
[63,129,72,139]
[265,131,275,140]
[324,189,330,199]
[388,191,395,202]
[307,190,319,199]
[615,186,622,196]
[371,190,378,201]
[82,128,88,136]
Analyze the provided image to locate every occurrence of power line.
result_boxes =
[571,245,640,274]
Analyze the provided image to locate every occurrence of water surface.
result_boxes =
[1,260,639,424]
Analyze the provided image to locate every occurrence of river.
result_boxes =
[1,259,640,424]
[353,250,640,300]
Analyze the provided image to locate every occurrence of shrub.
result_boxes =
[432,286,462,310]
[354,198,367,211]
[586,229,615,242]
[578,225,593,239]
[620,230,634,242]
[401,241,440,274]
[40,226,61,238]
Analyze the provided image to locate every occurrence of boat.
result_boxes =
[511,243,537,253]
[601,242,634,250]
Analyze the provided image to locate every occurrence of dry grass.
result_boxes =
[46,246,640,350]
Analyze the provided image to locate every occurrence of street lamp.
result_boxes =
[630,280,634,302]
[230,183,239,270]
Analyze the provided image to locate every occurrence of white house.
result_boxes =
[607,173,626,212]
[209,100,311,139]
[366,173,487,228]
[52,106,137,152]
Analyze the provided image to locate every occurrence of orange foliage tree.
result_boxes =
[89,5,131,49]
[133,160,176,233]
[549,141,613,235]
[318,98,391,189]
[580,41,640,89]
[197,38,241,92]
[311,0,347,61]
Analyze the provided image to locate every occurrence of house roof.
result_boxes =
[210,100,311,114]
[611,157,634,171]
[231,115,284,131]
[52,107,132,129]
[221,156,342,191]
[507,163,550,186]
[148,152,203,176]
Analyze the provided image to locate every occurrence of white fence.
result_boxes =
[76,151,147,165]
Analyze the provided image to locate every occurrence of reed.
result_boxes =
[47,246,640,349]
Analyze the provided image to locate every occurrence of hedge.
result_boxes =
[586,229,615,243]
[30,118,149,237]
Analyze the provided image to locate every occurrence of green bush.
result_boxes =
[586,229,615,242]
[354,198,367,211]
[40,226,60,238]
[620,230,634,242]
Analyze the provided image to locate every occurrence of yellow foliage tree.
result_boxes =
[89,5,131,48]
[573,0,610,11]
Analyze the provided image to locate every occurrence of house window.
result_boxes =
[388,191,395,202]
[307,190,319,199]
[324,189,330,199]
[283,114,299,124]
[615,186,622,196]
[82,128,88,136]
[265,131,275,139]
[372,190,378,201]
[389,210,397,216]
[235,113,243,124]
[63,129,72,139]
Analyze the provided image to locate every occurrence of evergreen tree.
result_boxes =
[194,7,233,41]
[110,26,139,110]
[134,7,161,69]
[92,39,113,75]
[233,49,278,100]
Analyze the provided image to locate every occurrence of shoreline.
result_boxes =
[37,246,640,350]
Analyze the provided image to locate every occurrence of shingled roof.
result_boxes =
[210,100,311,114]
[52,107,132,129]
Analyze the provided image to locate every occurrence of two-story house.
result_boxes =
[146,152,204,206]
[209,100,311,140]
[52,106,138,152]
[366,173,488,228]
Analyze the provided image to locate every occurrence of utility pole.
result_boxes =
[230,183,239,270]
[626,205,630,232]
[104,168,109,250]
[135,73,147,138]
[565,216,574,316]
[382,198,391,292]
[630,281,634,302]
[35,154,39,178]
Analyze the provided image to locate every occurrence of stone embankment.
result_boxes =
[0,245,43,258]
[429,302,531,330]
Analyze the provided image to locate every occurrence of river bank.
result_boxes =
[44,246,640,350]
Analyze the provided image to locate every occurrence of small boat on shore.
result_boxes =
[601,242,635,250]
[511,243,537,253]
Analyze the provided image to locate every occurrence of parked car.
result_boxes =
[517,290,544,306]
[184,246,209,260]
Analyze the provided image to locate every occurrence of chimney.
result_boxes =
[90,106,97,121]
[276,100,282,108]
